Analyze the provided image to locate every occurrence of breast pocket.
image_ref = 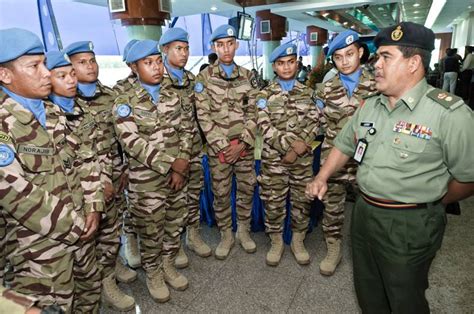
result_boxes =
[17,147,53,186]
[389,134,428,170]
[134,107,157,138]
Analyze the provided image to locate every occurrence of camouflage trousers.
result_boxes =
[259,156,313,233]
[0,213,5,283]
[186,154,204,228]
[127,190,166,273]
[208,153,256,230]
[72,237,101,314]
[5,222,75,313]
[322,180,358,239]
[163,184,188,259]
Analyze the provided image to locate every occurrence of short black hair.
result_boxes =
[0,60,14,69]
[208,53,217,64]
[397,46,431,73]
[330,41,362,65]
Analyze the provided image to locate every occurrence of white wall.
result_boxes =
[452,11,474,57]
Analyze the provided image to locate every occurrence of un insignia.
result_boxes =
[194,82,204,93]
[0,144,15,167]
[257,98,267,109]
[116,104,131,118]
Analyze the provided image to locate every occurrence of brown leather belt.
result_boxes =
[360,192,429,209]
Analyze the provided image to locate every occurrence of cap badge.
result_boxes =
[286,47,293,54]
[227,28,234,36]
[89,42,94,50]
[391,26,403,41]
[345,35,354,45]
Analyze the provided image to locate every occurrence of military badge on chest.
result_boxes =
[393,121,432,140]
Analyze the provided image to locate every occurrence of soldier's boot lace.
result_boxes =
[146,267,170,303]
[319,237,342,276]
[102,273,135,311]
[266,233,284,266]
[187,224,212,257]
[290,232,310,265]
[215,228,234,260]
[123,233,141,268]
[236,222,257,253]
[115,257,137,283]
[163,255,189,291]
[174,242,189,269]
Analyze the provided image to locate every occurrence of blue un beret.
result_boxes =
[159,28,189,46]
[126,40,161,63]
[270,42,297,63]
[123,39,139,62]
[210,25,236,43]
[64,41,95,56]
[45,50,72,70]
[374,22,435,51]
[326,30,360,57]
[0,28,44,63]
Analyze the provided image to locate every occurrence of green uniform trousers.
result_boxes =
[351,196,446,314]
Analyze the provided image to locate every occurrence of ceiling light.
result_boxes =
[469,5,472,9]
[322,12,330,17]
[343,21,348,25]
[414,10,419,13]
[378,7,384,11]
[413,3,420,7]
[425,0,447,28]
[211,5,217,11]
[383,13,388,16]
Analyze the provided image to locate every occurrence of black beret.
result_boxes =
[374,22,435,51]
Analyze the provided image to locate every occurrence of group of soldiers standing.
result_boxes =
[3,20,469,314]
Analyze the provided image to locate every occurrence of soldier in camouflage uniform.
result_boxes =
[195,25,258,260]
[46,50,105,313]
[0,285,43,314]
[64,41,135,311]
[113,40,194,300]
[314,30,376,276]
[257,43,320,266]
[159,28,212,269]
[0,28,86,312]
[112,39,142,269]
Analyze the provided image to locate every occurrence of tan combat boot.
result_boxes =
[175,242,189,269]
[146,268,170,303]
[266,233,284,266]
[115,257,137,283]
[163,255,189,291]
[290,232,310,265]
[123,233,141,268]
[102,273,135,311]
[236,222,257,253]
[319,237,342,276]
[215,228,234,260]
[187,224,212,257]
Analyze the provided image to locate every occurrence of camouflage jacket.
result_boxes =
[113,72,137,95]
[195,62,258,156]
[62,98,104,214]
[257,80,320,160]
[162,67,201,158]
[0,285,37,313]
[77,80,126,185]
[0,95,85,246]
[113,82,194,192]
[315,68,377,179]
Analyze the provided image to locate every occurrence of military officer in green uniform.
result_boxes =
[315,30,376,276]
[306,22,474,313]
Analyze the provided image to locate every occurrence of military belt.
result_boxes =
[360,191,441,210]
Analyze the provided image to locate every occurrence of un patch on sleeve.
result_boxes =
[257,98,267,109]
[0,144,15,167]
[116,104,131,118]
[194,82,204,93]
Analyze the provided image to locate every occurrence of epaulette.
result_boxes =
[426,88,464,110]
[362,91,379,99]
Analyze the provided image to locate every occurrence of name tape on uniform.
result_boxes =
[17,145,54,156]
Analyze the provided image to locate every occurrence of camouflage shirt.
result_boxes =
[113,73,137,95]
[316,68,376,179]
[113,81,194,192]
[257,80,320,160]
[0,95,85,246]
[195,62,258,156]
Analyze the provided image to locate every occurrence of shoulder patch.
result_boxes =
[194,82,204,93]
[311,91,325,109]
[0,144,15,167]
[0,131,11,143]
[116,104,131,118]
[426,88,463,109]
[257,98,267,109]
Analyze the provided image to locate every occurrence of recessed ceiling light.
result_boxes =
[343,21,348,25]
[211,5,217,11]
[383,13,388,16]
[378,7,384,11]
[322,12,330,17]
[413,3,420,7]
[414,10,419,13]
[468,5,472,9]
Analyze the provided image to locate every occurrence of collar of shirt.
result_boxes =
[277,78,296,92]
[78,82,97,97]
[140,82,161,104]
[165,58,184,85]
[49,94,75,113]
[220,63,235,78]
[339,68,362,98]
[1,86,46,127]
[378,78,429,111]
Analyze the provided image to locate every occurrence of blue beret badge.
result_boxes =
[0,144,15,167]
[116,104,131,118]
[194,82,204,93]
[257,98,267,109]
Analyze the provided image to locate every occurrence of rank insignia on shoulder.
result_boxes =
[194,82,204,93]
[0,144,15,167]
[0,131,11,143]
[257,98,267,109]
[116,104,131,118]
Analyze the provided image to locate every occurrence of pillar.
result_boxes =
[256,10,287,80]
[306,26,328,68]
